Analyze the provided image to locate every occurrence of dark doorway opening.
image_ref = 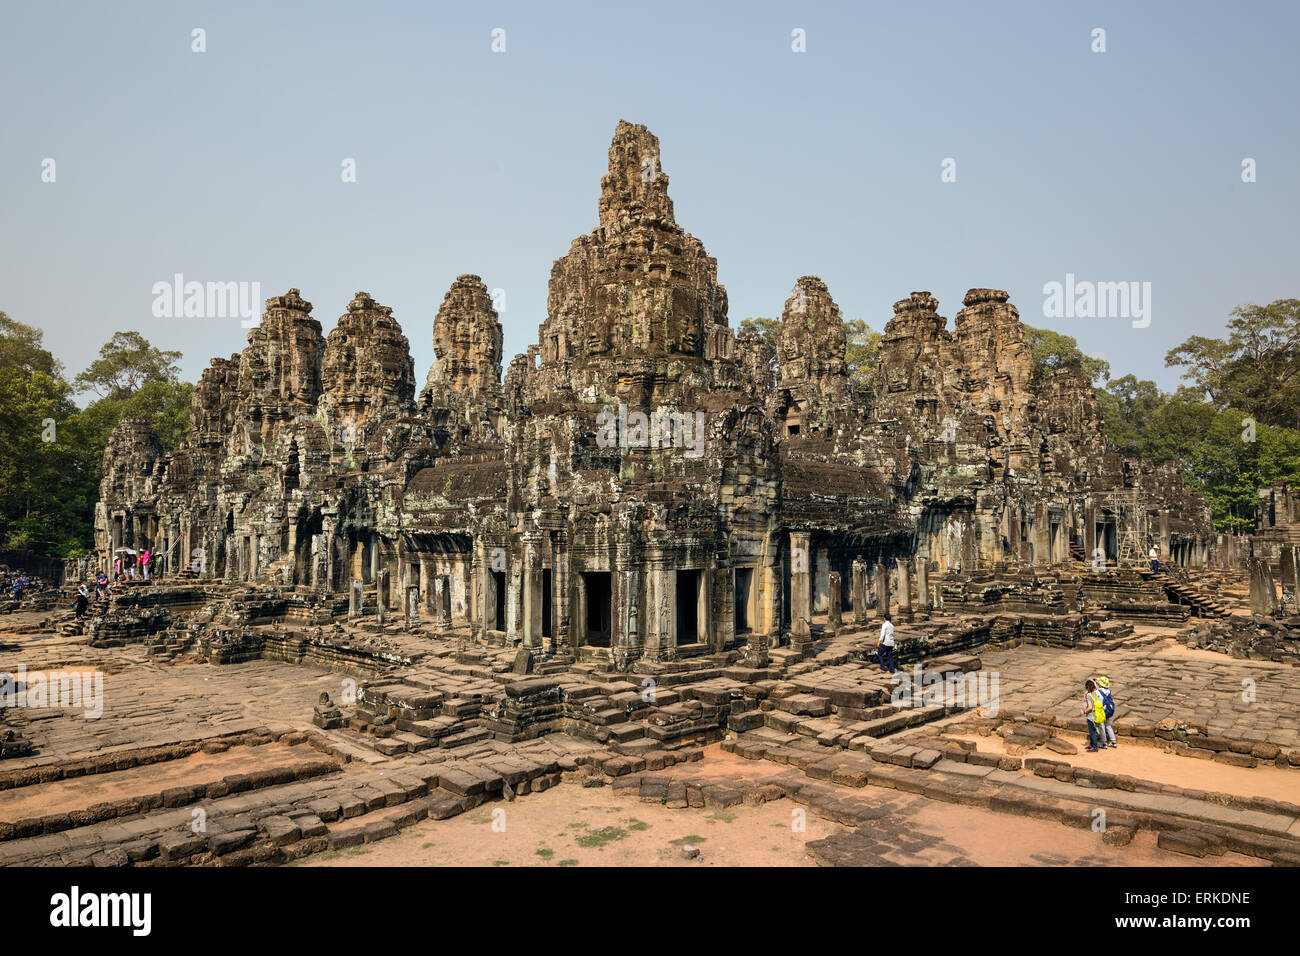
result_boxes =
[676,570,700,644]
[542,568,552,638]
[584,572,611,646]
[490,570,506,631]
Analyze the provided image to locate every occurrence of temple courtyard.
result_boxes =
[1,567,1297,868]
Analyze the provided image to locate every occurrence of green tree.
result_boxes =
[0,318,192,557]
[73,330,182,400]
[1165,298,1300,430]
[738,317,779,350]
[1096,375,1166,457]
[0,311,63,376]
[0,317,97,555]
[844,318,881,404]
[1024,325,1110,388]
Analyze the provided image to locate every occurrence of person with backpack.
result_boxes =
[1080,679,1106,752]
[1096,675,1117,748]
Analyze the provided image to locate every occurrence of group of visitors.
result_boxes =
[112,548,153,584]
[1081,676,1118,752]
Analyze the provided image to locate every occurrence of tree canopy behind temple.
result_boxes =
[0,313,191,557]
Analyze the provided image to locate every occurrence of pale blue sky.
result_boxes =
[3,0,1296,396]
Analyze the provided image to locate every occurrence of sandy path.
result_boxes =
[945,732,1300,803]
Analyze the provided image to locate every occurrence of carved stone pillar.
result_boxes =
[789,531,813,655]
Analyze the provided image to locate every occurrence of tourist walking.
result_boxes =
[72,586,89,620]
[1148,545,1159,573]
[1096,675,1117,747]
[1081,679,1106,752]
[877,613,896,674]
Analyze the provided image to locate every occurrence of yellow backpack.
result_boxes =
[1091,692,1106,724]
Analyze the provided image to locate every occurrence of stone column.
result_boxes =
[648,563,673,661]
[915,555,930,614]
[897,560,912,619]
[522,536,543,650]
[349,578,363,620]
[474,540,489,639]
[437,575,452,628]
[789,531,813,655]
[419,557,432,614]
[405,585,420,627]
[376,569,388,625]
[551,532,569,653]
[613,553,636,664]
[874,561,890,619]
[852,557,868,625]
[699,566,715,653]
[826,571,841,636]
[572,572,588,649]
[1084,502,1097,564]
[1033,504,1049,567]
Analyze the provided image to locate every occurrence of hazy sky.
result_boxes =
[3,1,1297,397]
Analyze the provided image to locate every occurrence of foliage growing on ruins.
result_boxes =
[741,315,879,402]
[0,314,191,557]
[1022,325,1110,388]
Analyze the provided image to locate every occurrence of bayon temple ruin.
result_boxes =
[6,121,1300,871]
[92,121,1235,667]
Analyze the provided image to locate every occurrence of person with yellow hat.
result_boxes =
[1095,676,1117,748]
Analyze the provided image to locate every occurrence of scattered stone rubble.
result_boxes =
[1182,614,1300,664]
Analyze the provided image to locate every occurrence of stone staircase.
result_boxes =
[1164,580,1229,618]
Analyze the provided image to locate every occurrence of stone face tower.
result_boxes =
[420,274,505,440]
[232,288,323,461]
[530,120,733,404]
[320,291,416,426]
[772,276,855,437]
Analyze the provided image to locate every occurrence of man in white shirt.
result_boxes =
[877,613,895,674]
[1148,545,1159,573]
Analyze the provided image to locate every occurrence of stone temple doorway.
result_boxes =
[583,572,612,647]
[490,570,506,632]
[676,569,704,645]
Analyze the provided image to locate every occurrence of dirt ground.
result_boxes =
[300,746,1260,867]
[298,782,837,867]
